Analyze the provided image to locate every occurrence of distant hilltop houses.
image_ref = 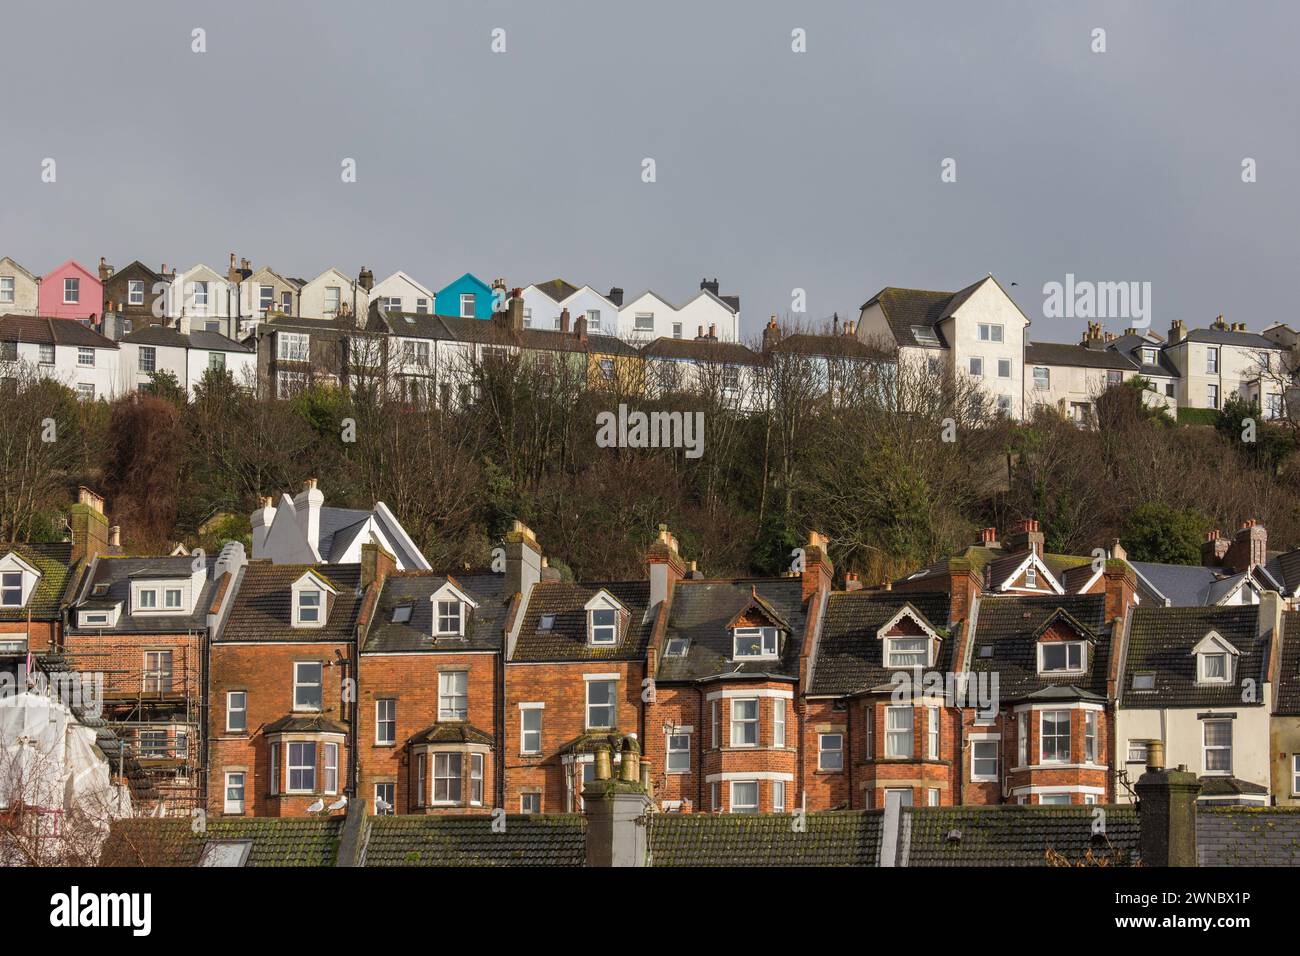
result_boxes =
[0,257,1294,422]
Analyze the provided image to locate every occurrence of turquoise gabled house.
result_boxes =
[434,273,495,318]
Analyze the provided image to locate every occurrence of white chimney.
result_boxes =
[250,496,276,558]
[293,478,324,556]
[179,314,192,336]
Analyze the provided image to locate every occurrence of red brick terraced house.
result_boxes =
[65,544,245,814]
[207,558,372,818]
[504,549,657,816]
[958,590,1123,805]
[803,589,958,811]
[357,559,515,816]
[644,538,816,815]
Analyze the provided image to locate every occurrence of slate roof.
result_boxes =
[409,723,494,746]
[1025,341,1137,371]
[967,594,1112,700]
[901,805,1140,867]
[648,811,882,866]
[512,580,655,662]
[900,545,1091,591]
[364,571,508,653]
[1197,807,1300,865]
[0,541,74,622]
[1128,561,1243,607]
[1120,605,1266,708]
[808,590,952,696]
[121,325,254,352]
[767,333,886,361]
[1108,333,1181,378]
[363,814,586,866]
[640,336,764,365]
[218,562,363,643]
[860,279,991,349]
[1181,327,1281,350]
[100,817,345,867]
[0,314,118,348]
[66,555,222,635]
[534,278,580,303]
[1266,549,1300,596]
[1276,612,1300,715]
[437,314,640,358]
[656,577,808,682]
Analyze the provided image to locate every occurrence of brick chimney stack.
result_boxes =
[1200,529,1231,568]
[559,308,571,334]
[607,287,624,307]
[68,487,109,565]
[762,316,780,353]
[1168,319,1186,344]
[1225,519,1267,572]
[361,541,396,590]
[1004,518,1044,556]
[98,257,112,282]
[1102,561,1137,624]
[646,524,686,608]
[979,527,999,547]
[801,531,834,605]
[507,288,524,333]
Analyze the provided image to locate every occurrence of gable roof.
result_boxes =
[860,277,999,348]
[363,571,509,653]
[0,256,38,282]
[967,594,1111,701]
[533,278,581,303]
[0,314,118,349]
[1128,561,1254,607]
[512,580,654,662]
[808,590,951,696]
[0,542,73,622]
[1120,605,1265,708]
[657,577,808,682]
[121,324,254,353]
[218,562,363,643]
[639,336,763,365]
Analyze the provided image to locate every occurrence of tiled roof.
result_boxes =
[1275,611,1300,715]
[1120,605,1265,708]
[67,555,222,634]
[512,580,654,662]
[263,714,348,735]
[100,817,345,866]
[0,314,118,348]
[648,811,882,866]
[767,333,885,360]
[438,314,640,358]
[363,571,508,653]
[967,594,1111,700]
[534,278,580,303]
[218,562,363,643]
[808,590,951,696]
[639,336,764,365]
[0,542,74,622]
[409,722,494,746]
[1025,341,1137,371]
[902,805,1140,867]
[1198,808,1300,865]
[363,815,586,866]
[656,578,808,682]
[860,279,989,348]
[121,325,254,352]
[1181,327,1281,350]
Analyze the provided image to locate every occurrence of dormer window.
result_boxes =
[436,600,463,636]
[164,588,183,610]
[1193,630,1239,685]
[291,571,338,629]
[297,589,321,624]
[590,609,617,645]
[138,589,158,610]
[886,636,929,668]
[1038,642,1085,674]
[733,627,778,659]
[0,571,22,606]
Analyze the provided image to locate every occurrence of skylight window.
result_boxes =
[911,325,940,345]
[978,645,994,658]
[1132,673,1156,690]
[392,605,413,624]
[665,638,689,657]
[539,614,555,631]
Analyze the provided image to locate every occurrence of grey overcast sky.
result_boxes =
[1,0,1296,342]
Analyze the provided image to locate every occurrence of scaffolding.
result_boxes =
[44,628,205,817]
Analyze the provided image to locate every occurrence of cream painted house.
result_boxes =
[856,274,1030,418]
[164,263,237,338]
[0,257,40,315]
[1163,317,1286,417]
[370,271,435,317]
[1115,598,1280,805]
[299,267,368,321]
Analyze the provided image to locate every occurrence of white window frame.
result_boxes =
[0,571,23,607]
[773,780,786,812]
[0,276,13,304]
[589,607,618,645]
[885,635,929,668]
[1202,719,1232,776]
[438,671,468,721]
[459,292,476,317]
[63,277,80,304]
[520,704,543,755]
[374,782,395,815]
[885,705,913,758]
[143,650,173,693]
[224,771,245,814]
[730,698,759,747]
[470,752,484,805]
[730,780,759,814]
[971,738,999,782]
[818,732,844,771]
[732,626,778,660]
[520,792,541,814]
[436,599,463,636]
[269,743,279,796]
[1033,366,1049,390]
[1292,754,1300,797]
[376,698,396,744]
[710,699,720,748]
[1127,739,1149,764]
[1198,651,1230,684]
[225,691,247,733]
[293,661,323,712]
[1040,709,1071,763]
[978,323,1004,343]
[666,732,691,773]
[433,752,463,804]
[773,698,786,748]
[295,588,322,626]
[927,706,939,760]
[324,742,339,795]
[128,279,145,306]
[77,346,95,367]
[585,678,617,730]
[286,741,316,794]
[1038,641,1085,674]
[277,331,310,362]
[1085,710,1098,763]
[324,286,341,315]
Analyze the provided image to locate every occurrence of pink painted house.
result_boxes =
[38,259,102,322]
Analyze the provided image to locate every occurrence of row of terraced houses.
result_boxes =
[4,255,1299,420]
[8,482,1300,821]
